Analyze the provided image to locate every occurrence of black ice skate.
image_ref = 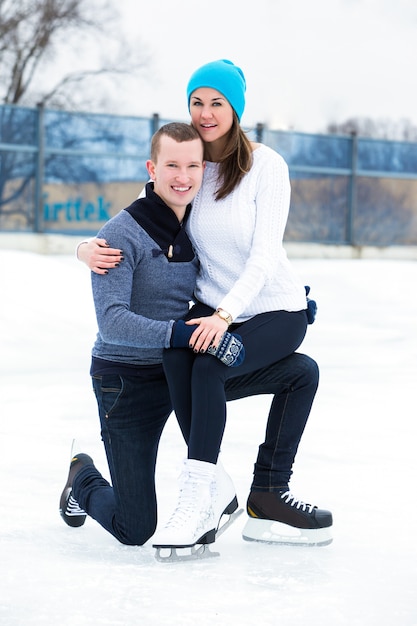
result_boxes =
[242,490,333,546]
[59,453,93,527]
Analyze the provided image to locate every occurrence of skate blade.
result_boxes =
[216,507,244,539]
[155,544,220,563]
[154,509,244,563]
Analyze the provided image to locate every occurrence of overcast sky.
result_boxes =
[106,0,415,133]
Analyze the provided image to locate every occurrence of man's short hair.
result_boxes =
[150,123,202,162]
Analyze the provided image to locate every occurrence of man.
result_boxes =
[60,123,244,547]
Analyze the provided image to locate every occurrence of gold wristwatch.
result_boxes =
[215,308,233,326]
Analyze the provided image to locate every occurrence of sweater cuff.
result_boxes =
[216,298,240,324]
[75,238,92,259]
[165,320,175,348]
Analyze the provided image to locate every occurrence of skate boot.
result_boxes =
[212,460,239,529]
[152,459,216,549]
[59,453,93,527]
[242,490,333,546]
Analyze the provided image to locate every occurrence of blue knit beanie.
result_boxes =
[186,59,246,121]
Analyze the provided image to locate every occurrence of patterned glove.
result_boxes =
[206,332,245,367]
[171,320,245,367]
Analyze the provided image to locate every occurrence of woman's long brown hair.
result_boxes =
[204,113,253,200]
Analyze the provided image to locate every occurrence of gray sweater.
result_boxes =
[91,185,199,367]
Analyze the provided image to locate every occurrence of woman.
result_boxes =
[78,60,332,551]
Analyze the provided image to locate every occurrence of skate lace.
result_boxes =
[164,472,212,530]
[66,494,86,516]
[280,491,315,513]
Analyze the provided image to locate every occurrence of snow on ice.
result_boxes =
[1,250,416,625]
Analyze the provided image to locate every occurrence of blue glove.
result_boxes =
[170,319,196,347]
[171,320,245,367]
[305,285,317,324]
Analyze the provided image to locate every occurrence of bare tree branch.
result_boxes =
[327,115,417,142]
[0,0,148,108]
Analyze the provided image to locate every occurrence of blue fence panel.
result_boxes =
[354,176,417,245]
[45,153,149,185]
[0,106,38,231]
[285,174,350,244]
[44,110,152,155]
[43,110,152,184]
[1,104,417,244]
[264,129,352,170]
[0,149,36,231]
[357,138,417,175]
[0,105,38,146]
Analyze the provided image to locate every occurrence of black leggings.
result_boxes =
[163,303,308,464]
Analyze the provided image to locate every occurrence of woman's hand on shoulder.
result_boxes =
[186,314,228,353]
[77,238,123,274]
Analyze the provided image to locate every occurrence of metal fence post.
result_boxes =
[255,122,264,143]
[347,130,358,245]
[34,102,45,233]
[151,113,160,136]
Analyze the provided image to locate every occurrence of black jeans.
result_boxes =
[73,353,318,545]
[163,302,309,468]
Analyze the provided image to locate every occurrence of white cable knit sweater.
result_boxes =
[187,144,307,322]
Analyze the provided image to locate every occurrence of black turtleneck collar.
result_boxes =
[124,182,195,262]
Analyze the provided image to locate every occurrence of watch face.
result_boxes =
[217,309,231,323]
